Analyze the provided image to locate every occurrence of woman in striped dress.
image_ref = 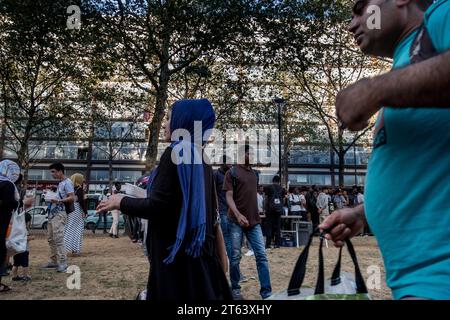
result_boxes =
[64,174,87,255]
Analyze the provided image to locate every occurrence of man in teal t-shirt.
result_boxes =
[320,0,450,300]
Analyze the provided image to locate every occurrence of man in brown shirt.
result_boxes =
[223,145,272,300]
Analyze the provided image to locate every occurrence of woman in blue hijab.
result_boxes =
[97,99,232,301]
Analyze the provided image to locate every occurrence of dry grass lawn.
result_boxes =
[1,231,392,300]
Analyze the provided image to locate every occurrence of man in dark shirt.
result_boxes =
[223,145,272,300]
[213,156,232,259]
[306,185,319,233]
[264,175,285,249]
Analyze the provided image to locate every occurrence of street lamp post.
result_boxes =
[273,98,285,184]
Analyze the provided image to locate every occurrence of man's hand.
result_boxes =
[319,206,365,247]
[336,78,381,131]
[96,194,126,213]
[236,213,249,228]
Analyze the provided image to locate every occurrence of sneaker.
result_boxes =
[12,276,23,281]
[232,289,243,300]
[244,250,254,257]
[239,275,248,283]
[22,276,32,282]
[136,289,147,300]
[56,264,68,273]
[41,262,58,269]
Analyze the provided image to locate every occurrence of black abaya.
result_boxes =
[120,147,232,301]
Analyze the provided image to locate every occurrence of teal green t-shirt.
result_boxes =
[365,0,450,300]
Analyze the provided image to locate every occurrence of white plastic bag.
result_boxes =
[44,191,58,202]
[123,183,147,198]
[6,211,27,255]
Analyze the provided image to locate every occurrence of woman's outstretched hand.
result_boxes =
[96,194,126,213]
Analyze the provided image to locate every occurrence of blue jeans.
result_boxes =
[229,222,272,299]
[219,211,232,261]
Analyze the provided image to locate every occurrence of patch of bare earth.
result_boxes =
[2,232,391,300]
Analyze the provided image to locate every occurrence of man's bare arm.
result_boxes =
[226,190,249,227]
[60,192,75,204]
[377,50,450,108]
[225,190,240,219]
[336,50,450,131]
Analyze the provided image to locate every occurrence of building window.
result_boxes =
[288,173,332,186]
[77,147,89,160]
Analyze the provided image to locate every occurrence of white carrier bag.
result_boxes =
[6,209,28,255]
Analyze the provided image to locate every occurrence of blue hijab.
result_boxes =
[151,99,215,264]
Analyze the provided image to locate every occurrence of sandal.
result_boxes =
[0,283,12,293]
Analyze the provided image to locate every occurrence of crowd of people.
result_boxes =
[1,0,449,300]
[95,0,450,301]
[0,160,130,293]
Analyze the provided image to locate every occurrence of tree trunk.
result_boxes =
[337,128,345,187]
[338,151,345,187]
[144,91,167,173]
[0,119,5,160]
[108,139,114,194]
[144,66,170,172]
[330,148,336,187]
[85,114,95,191]
[144,17,171,173]
[17,142,29,187]
[108,156,113,196]
[282,143,289,189]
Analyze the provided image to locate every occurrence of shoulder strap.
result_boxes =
[253,169,260,186]
[230,166,237,192]
[212,179,220,226]
[410,23,438,64]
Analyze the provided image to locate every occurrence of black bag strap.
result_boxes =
[331,247,343,286]
[314,237,325,295]
[287,232,368,296]
[343,238,368,294]
[287,232,313,296]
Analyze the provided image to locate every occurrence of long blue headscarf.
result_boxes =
[150,99,215,264]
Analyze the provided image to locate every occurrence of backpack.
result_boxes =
[268,184,284,215]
